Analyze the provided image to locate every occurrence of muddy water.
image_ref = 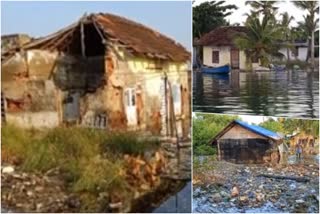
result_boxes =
[153,181,191,213]
[193,155,319,213]
[193,70,319,118]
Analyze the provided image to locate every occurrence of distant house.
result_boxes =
[210,120,283,164]
[278,40,308,61]
[1,13,191,138]
[196,26,261,70]
[287,131,318,154]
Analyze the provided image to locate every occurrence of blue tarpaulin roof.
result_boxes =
[234,120,282,140]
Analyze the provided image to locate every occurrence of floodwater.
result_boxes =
[152,141,192,212]
[193,70,319,118]
[153,181,191,213]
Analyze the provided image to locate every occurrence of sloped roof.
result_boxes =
[197,26,248,46]
[211,119,282,143]
[93,13,190,61]
[2,13,190,62]
[234,120,282,140]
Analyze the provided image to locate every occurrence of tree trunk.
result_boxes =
[311,30,315,71]
[286,46,290,61]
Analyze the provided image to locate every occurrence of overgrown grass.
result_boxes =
[102,133,160,156]
[1,125,160,197]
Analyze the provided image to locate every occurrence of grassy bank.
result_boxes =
[1,124,160,211]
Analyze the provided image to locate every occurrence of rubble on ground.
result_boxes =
[193,155,319,213]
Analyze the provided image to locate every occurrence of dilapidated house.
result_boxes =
[210,120,283,164]
[1,13,191,138]
[287,131,318,155]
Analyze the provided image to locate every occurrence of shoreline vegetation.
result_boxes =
[1,124,180,212]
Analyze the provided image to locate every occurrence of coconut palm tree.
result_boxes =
[296,15,319,62]
[234,15,281,69]
[293,1,319,69]
[279,12,295,61]
[245,1,279,18]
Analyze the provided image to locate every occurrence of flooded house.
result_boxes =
[195,26,261,71]
[1,13,191,138]
[278,40,308,61]
[210,120,283,164]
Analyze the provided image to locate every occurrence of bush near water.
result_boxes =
[1,124,161,211]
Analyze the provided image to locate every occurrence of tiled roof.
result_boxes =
[197,26,248,46]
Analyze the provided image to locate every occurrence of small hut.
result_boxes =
[210,120,283,164]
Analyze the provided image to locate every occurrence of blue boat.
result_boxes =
[201,65,230,74]
[274,65,286,72]
[270,64,286,72]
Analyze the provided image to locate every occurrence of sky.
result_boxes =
[239,115,277,125]
[193,0,311,27]
[192,112,277,125]
[1,1,192,51]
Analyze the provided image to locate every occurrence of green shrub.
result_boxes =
[286,59,310,70]
[193,144,216,156]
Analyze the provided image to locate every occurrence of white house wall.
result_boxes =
[279,47,308,61]
[203,46,259,70]
[203,46,230,67]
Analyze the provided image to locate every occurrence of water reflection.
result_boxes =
[193,70,319,118]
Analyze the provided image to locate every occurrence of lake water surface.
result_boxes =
[193,70,319,118]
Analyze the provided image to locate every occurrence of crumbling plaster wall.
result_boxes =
[2,50,59,128]
[105,46,190,136]
[2,46,190,135]
[2,50,106,128]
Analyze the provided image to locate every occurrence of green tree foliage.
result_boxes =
[259,118,285,134]
[193,113,238,156]
[193,1,237,38]
[279,12,295,60]
[234,15,282,67]
[293,1,319,68]
[283,119,319,137]
[245,1,279,18]
[259,117,319,137]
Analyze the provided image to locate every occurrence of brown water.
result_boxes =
[193,70,319,118]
